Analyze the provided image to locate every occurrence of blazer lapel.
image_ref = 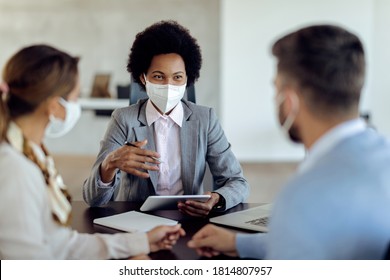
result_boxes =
[133,103,158,190]
[180,103,199,194]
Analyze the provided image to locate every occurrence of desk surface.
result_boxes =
[71,201,259,260]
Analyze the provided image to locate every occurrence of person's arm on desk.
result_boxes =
[188,224,266,259]
[187,224,238,257]
[148,224,186,252]
[127,222,186,260]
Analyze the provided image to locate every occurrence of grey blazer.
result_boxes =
[83,99,249,209]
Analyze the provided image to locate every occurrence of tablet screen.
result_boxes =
[140,195,211,211]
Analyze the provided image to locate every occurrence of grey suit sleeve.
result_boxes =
[206,108,250,210]
[82,110,127,206]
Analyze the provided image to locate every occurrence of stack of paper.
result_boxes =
[93,211,177,232]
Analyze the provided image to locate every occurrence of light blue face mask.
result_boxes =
[45,98,81,138]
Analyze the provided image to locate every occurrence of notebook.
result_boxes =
[209,203,272,232]
[93,211,177,232]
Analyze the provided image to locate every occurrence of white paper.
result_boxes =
[93,211,177,232]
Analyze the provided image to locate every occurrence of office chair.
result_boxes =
[384,242,390,260]
[186,84,196,103]
[129,82,147,105]
[129,77,196,105]
[117,84,131,100]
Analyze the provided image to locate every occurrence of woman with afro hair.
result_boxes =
[83,20,249,217]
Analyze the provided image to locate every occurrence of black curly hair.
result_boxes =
[127,20,202,89]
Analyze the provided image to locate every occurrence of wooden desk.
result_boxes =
[71,201,259,260]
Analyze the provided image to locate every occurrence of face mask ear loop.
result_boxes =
[282,92,299,132]
[58,98,70,122]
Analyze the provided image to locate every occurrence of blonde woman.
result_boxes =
[0,44,184,259]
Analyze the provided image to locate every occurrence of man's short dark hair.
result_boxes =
[272,25,365,117]
[127,20,202,89]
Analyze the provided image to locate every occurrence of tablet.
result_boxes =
[140,195,211,212]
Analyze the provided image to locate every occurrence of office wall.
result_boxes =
[2,0,390,162]
[220,0,378,161]
[371,0,390,136]
[0,0,220,155]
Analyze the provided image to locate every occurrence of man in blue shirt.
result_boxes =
[187,25,390,259]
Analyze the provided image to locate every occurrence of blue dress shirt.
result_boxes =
[236,119,390,259]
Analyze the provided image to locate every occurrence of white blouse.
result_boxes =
[0,142,149,259]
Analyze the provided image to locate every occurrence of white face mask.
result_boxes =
[144,75,186,114]
[45,98,81,138]
[275,92,300,141]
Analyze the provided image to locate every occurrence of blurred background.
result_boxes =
[1,0,389,201]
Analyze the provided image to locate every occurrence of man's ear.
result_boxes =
[286,89,300,114]
[282,88,298,113]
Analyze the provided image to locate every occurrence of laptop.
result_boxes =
[209,203,272,232]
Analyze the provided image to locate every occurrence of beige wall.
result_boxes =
[2,0,390,162]
[220,0,388,161]
[0,0,220,105]
[0,0,221,155]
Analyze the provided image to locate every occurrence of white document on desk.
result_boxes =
[93,211,178,232]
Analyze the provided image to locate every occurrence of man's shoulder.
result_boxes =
[332,129,390,162]
[289,129,390,190]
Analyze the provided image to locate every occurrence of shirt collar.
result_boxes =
[298,118,367,174]
[145,99,184,127]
